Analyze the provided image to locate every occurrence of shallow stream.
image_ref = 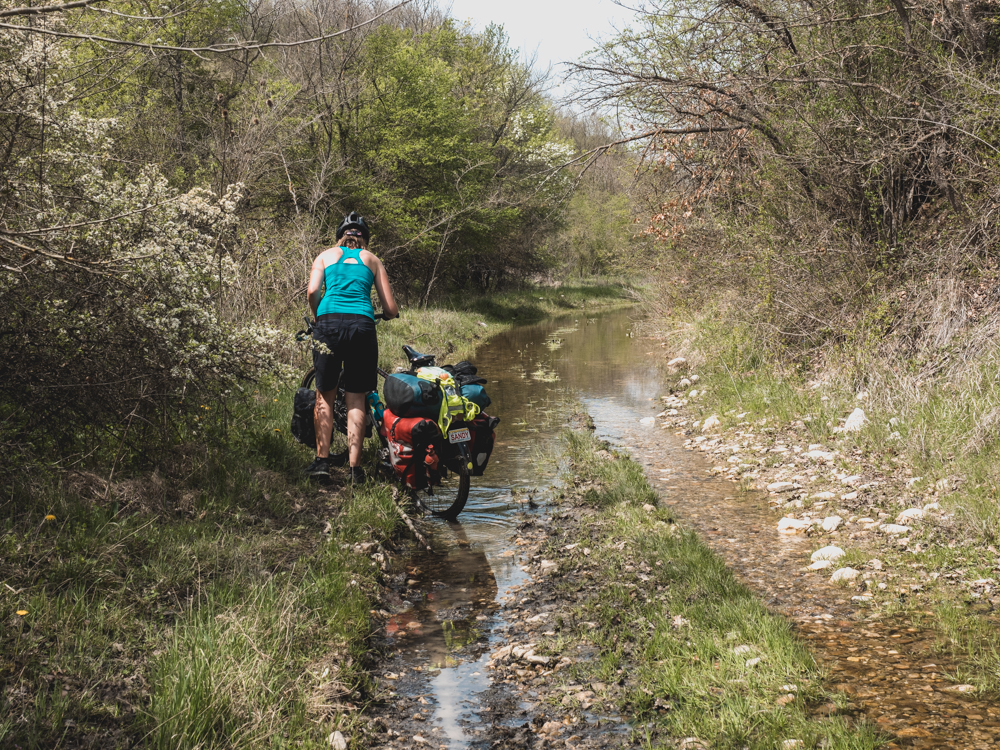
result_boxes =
[379,309,999,749]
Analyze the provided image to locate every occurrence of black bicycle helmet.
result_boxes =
[335,211,370,243]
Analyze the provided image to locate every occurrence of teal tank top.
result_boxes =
[315,247,376,319]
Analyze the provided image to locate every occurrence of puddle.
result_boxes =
[375,309,1000,749]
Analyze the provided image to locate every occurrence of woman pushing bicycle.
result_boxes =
[305,212,398,482]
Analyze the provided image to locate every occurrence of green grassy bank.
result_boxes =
[550,429,885,749]
[0,282,631,749]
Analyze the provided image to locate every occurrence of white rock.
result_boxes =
[667,357,687,369]
[811,545,846,562]
[413,736,429,746]
[328,731,347,750]
[782,741,804,750]
[778,517,811,534]
[842,408,868,432]
[539,559,558,574]
[811,491,836,500]
[879,524,911,535]
[702,415,721,432]
[689,389,699,398]
[868,559,883,570]
[897,508,924,523]
[840,475,863,486]
[807,560,833,571]
[767,481,797,493]
[943,684,976,693]
[821,516,843,533]
[805,450,836,461]
[831,567,860,583]
[677,378,692,388]
[841,492,858,501]
[642,503,656,513]
[690,374,700,383]
[923,502,941,511]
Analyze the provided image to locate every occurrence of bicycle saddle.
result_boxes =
[402,344,436,369]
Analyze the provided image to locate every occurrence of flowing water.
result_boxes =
[381,309,999,749]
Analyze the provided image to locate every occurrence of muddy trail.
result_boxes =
[363,311,998,749]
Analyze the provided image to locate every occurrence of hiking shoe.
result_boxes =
[349,466,368,485]
[304,456,331,478]
[328,449,348,467]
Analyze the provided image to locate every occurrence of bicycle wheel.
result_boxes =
[418,446,471,520]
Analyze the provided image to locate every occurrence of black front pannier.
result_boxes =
[291,387,318,448]
[467,414,499,476]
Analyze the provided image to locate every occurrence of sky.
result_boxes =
[444,0,638,99]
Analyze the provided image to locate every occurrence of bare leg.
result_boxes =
[314,389,337,458]
[345,391,366,467]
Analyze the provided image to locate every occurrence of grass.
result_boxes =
[548,429,886,750]
[0,383,399,749]
[0,281,633,748]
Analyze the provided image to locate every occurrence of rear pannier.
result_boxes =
[383,373,442,418]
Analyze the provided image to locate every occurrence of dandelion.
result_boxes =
[16,610,27,616]
[45,514,55,521]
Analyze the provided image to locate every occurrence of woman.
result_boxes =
[305,212,398,483]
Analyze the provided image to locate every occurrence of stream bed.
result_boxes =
[371,309,999,749]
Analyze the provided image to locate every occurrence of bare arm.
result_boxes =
[307,255,326,316]
[372,256,399,319]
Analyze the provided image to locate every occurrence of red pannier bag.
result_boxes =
[381,409,440,490]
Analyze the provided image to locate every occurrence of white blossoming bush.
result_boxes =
[0,29,283,462]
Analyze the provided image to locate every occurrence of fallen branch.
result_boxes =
[390,487,435,553]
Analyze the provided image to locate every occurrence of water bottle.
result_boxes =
[366,391,384,422]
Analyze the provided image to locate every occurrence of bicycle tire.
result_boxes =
[418,446,471,520]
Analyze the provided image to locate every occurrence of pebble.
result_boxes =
[539,721,563,736]
[944,684,977,693]
[842,407,868,432]
[805,450,836,461]
[868,559,883,570]
[642,503,656,513]
[413,735,428,745]
[667,357,687,369]
[841,491,858,501]
[782,739,804,748]
[840,475,863,486]
[831,567,860,583]
[897,508,924,523]
[689,389,699,398]
[821,516,843,533]
[677,378,692,388]
[328,731,347,750]
[539,560,558,574]
[767,481,797,493]
[879,524,911,535]
[778,517,810,534]
[807,560,833,571]
[811,545,846,562]
[702,415,721,431]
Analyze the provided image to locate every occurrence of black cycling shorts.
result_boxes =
[312,314,378,393]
